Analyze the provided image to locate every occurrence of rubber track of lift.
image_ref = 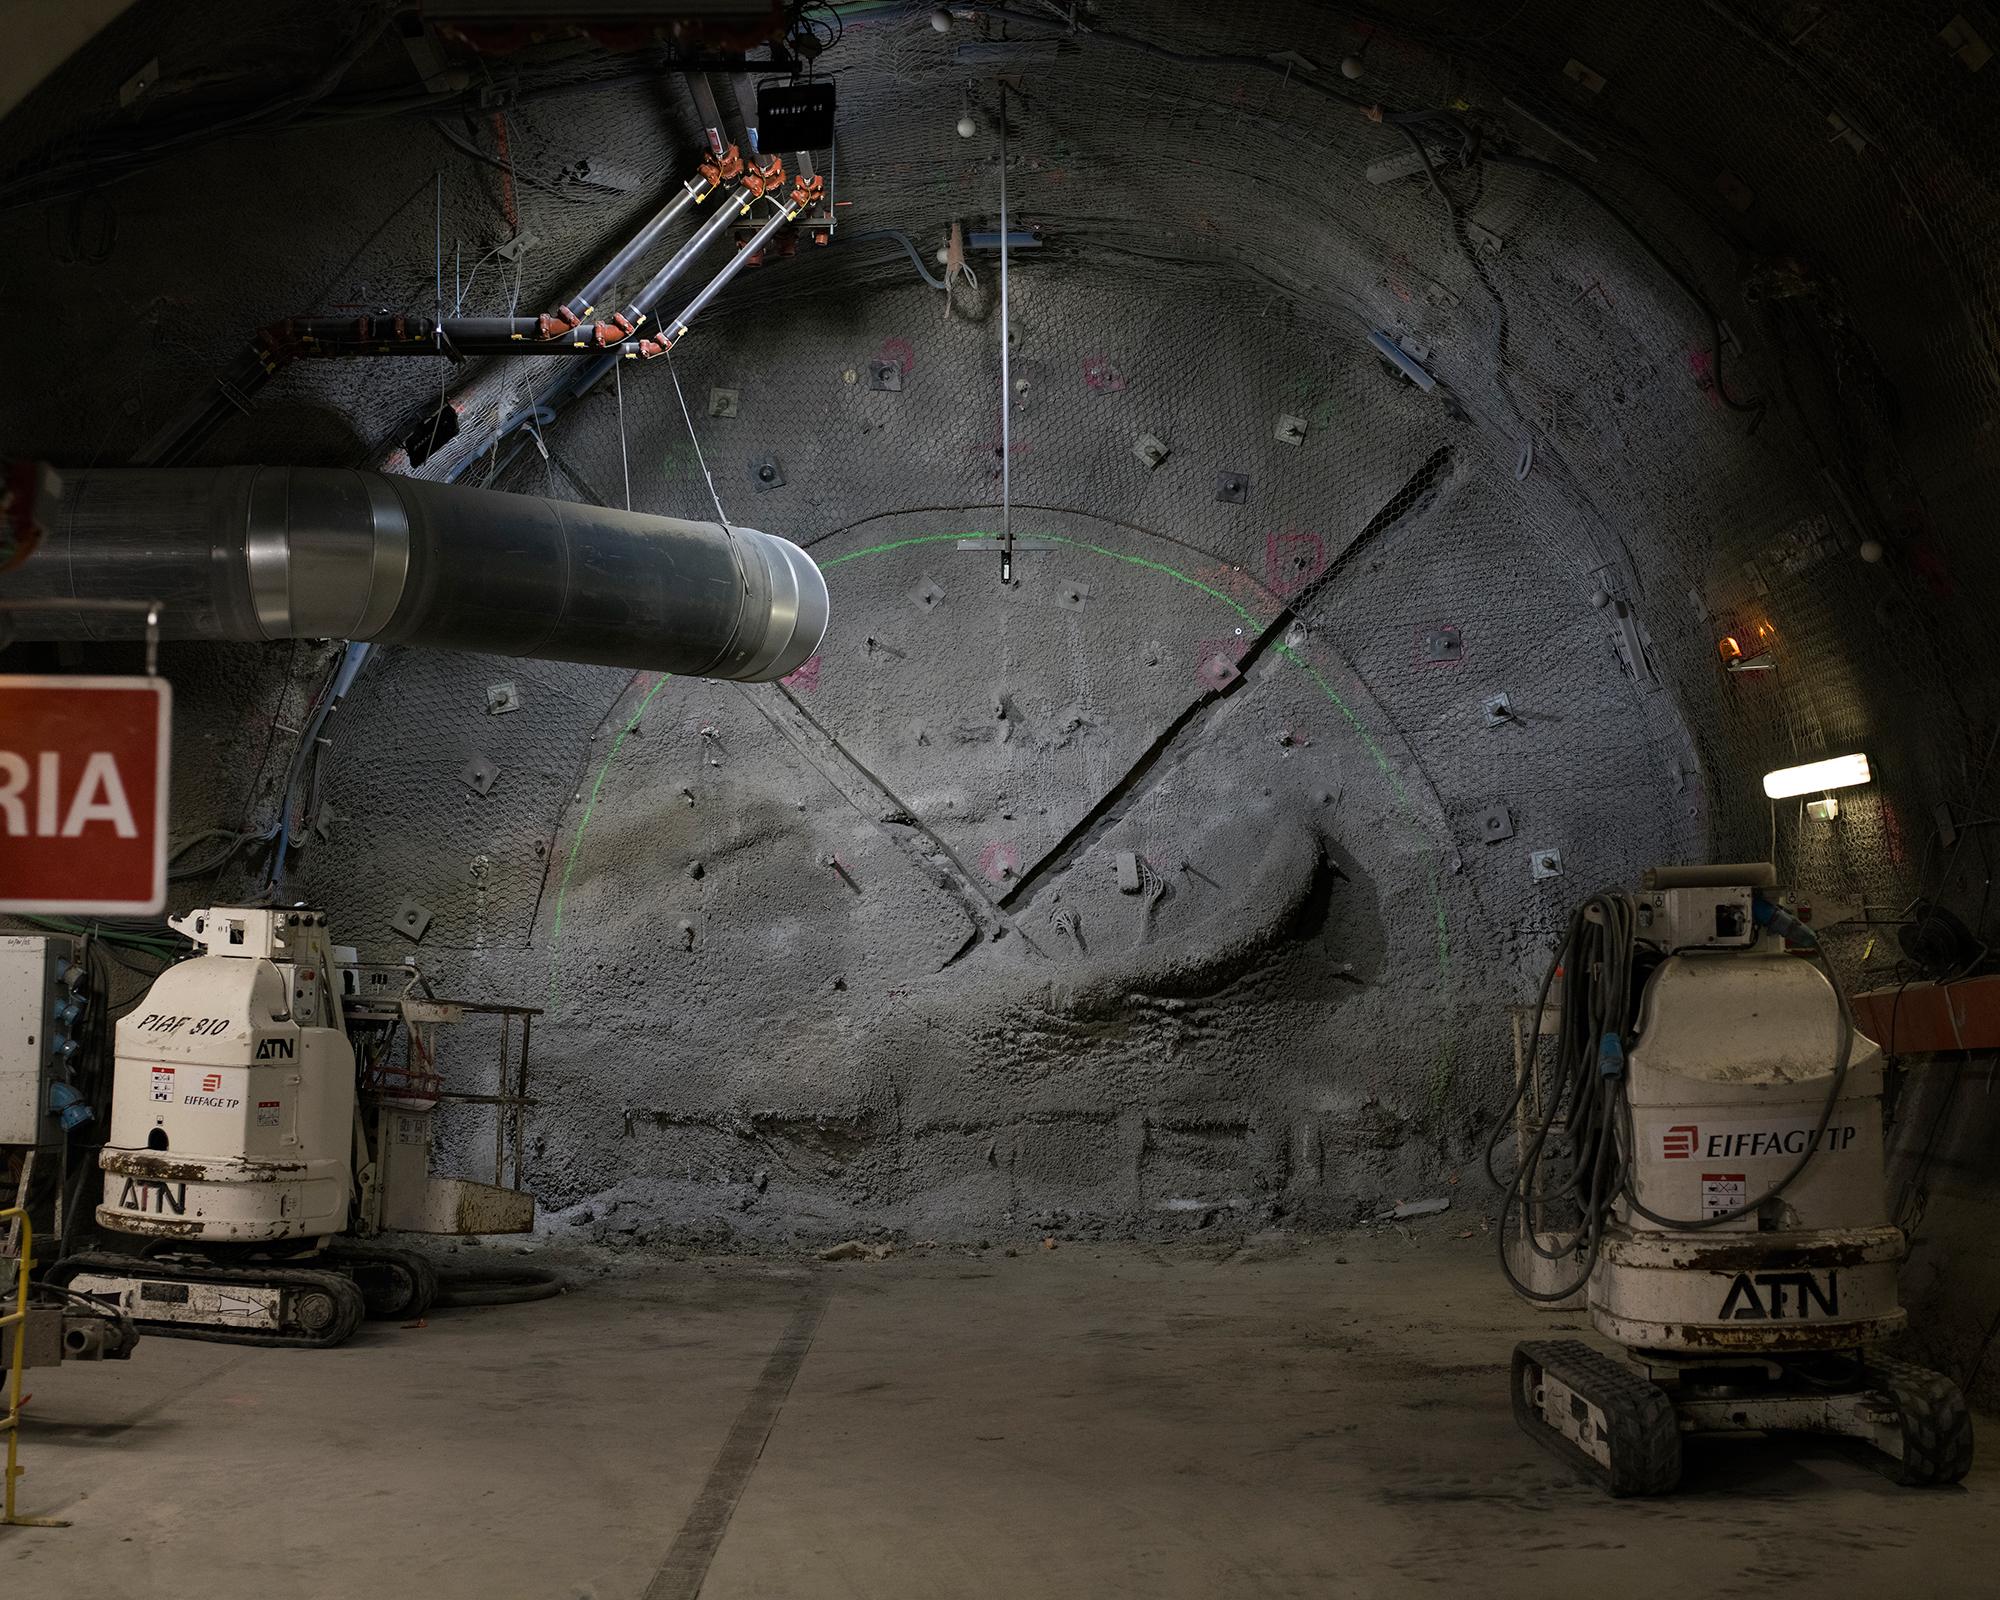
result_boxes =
[324,1241,441,1319]
[48,1250,368,1349]
[1513,1338,1682,1497]
[1866,1356,1977,1486]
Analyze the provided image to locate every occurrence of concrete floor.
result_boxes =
[6,1230,1995,1599]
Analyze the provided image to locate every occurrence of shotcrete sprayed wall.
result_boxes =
[2,3,1999,1369]
[255,274,1698,1244]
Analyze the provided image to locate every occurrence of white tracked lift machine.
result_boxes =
[53,907,537,1347]
[1497,863,1974,1494]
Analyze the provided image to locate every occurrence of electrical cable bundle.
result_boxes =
[1488,888,1856,1302]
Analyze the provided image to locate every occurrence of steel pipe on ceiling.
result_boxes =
[2,467,828,680]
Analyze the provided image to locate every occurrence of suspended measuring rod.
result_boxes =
[998,82,1013,585]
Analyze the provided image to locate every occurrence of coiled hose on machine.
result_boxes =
[1487,888,1856,1303]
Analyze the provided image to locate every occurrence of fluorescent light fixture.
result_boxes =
[1763,754,1871,799]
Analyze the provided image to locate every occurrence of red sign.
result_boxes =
[0,675,172,915]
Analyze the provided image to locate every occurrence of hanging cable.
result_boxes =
[614,360,632,512]
[1385,108,1766,429]
[666,356,729,526]
[1394,123,1535,463]
[1488,889,1855,1302]
[997,83,1013,585]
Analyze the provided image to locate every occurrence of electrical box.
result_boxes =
[1635,886,1755,953]
[2,936,68,1145]
[757,81,836,150]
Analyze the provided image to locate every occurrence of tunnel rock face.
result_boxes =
[1,2,1995,1324]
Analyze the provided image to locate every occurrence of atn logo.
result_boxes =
[1662,1124,1699,1160]
[117,1177,187,1215]
[201,1072,222,1093]
[1719,1270,1839,1321]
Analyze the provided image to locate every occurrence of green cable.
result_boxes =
[546,672,673,999]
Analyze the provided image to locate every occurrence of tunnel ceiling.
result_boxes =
[2,0,1997,1241]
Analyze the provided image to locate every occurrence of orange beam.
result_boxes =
[1853,975,2000,1055]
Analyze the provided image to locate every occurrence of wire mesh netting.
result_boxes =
[3,0,1999,1252]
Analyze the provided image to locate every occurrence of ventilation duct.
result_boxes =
[2,467,828,680]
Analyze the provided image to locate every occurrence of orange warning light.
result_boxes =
[1718,635,1743,660]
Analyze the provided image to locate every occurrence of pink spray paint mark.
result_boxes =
[1686,348,1722,409]
[1264,532,1326,598]
[878,336,915,376]
[781,654,821,691]
[978,840,1021,883]
[1082,355,1127,393]
[1192,635,1252,688]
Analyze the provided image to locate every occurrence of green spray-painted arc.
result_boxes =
[544,526,1457,1107]
[546,671,671,994]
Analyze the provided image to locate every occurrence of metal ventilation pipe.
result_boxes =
[2,467,828,680]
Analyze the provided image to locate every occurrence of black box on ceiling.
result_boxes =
[758,80,835,150]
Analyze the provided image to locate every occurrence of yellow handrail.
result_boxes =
[1,1208,69,1529]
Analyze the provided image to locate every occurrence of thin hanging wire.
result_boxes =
[998,83,1012,584]
[667,355,729,526]
[433,169,443,354]
[614,359,632,511]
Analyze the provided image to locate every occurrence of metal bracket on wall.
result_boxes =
[708,387,739,417]
[461,756,500,795]
[868,359,903,393]
[1477,805,1515,843]
[1133,433,1170,469]
[1057,581,1089,611]
[390,900,433,941]
[119,58,161,109]
[1606,596,1658,688]
[1215,472,1249,505]
[1482,692,1515,726]
[1941,15,1992,71]
[1825,111,1868,154]
[1562,58,1607,94]
[1529,849,1563,881]
[1419,624,1464,664]
[1274,414,1308,446]
[1197,653,1243,691]
[909,576,945,613]
[751,455,785,491]
[486,682,521,715]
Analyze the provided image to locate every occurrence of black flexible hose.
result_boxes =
[430,1265,566,1308]
[847,230,948,292]
[1385,107,1765,429]
[1486,892,1639,1300]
